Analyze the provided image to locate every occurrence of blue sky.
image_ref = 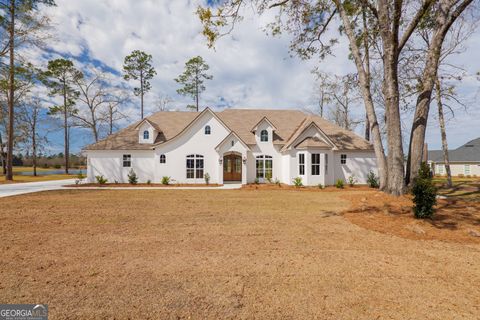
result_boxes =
[31,0,480,153]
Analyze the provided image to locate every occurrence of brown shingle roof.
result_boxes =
[295,136,331,149]
[84,109,373,151]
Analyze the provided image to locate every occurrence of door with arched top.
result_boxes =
[223,154,242,181]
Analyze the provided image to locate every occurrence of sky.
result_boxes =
[27,0,480,154]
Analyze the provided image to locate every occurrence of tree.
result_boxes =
[44,58,82,174]
[0,0,55,180]
[310,71,331,118]
[155,94,172,112]
[122,50,156,119]
[175,56,213,112]
[103,97,128,136]
[197,0,475,195]
[18,97,47,176]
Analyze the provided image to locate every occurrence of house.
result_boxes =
[428,137,480,177]
[84,108,377,185]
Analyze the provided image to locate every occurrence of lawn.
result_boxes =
[0,189,479,319]
[0,166,77,184]
[433,176,480,201]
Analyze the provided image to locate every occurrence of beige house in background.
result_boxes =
[428,137,480,177]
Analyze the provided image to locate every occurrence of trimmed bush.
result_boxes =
[347,174,357,187]
[204,173,210,185]
[274,178,281,186]
[367,171,379,188]
[335,179,344,189]
[127,169,138,185]
[254,178,260,185]
[412,162,437,219]
[95,175,107,185]
[161,176,171,185]
[318,183,324,189]
[292,177,303,187]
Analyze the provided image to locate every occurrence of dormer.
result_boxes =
[135,119,159,144]
[251,117,277,144]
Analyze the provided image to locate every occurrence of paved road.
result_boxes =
[0,179,76,198]
[0,180,241,198]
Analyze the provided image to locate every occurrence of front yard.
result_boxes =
[1,189,479,319]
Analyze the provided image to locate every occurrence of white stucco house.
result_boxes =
[84,108,377,185]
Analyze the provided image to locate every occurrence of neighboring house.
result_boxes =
[84,108,377,185]
[428,137,480,177]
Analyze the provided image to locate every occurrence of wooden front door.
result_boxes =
[223,154,242,181]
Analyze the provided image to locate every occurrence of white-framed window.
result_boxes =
[205,125,211,135]
[298,153,305,176]
[465,164,471,175]
[256,155,272,179]
[340,154,347,164]
[160,154,166,164]
[186,154,204,179]
[123,154,131,167]
[143,130,149,140]
[311,153,320,175]
[325,154,328,174]
[260,130,268,142]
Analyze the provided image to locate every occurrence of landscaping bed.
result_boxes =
[69,183,222,187]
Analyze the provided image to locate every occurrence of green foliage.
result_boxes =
[127,169,138,185]
[123,50,156,95]
[161,176,171,185]
[292,176,303,187]
[95,175,107,185]
[146,179,151,185]
[77,171,85,180]
[53,164,61,169]
[412,163,437,219]
[254,177,260,185]
[204,172,210,185]
[347,174,357,187]
[265,171,272,183]
[318,183,324,189]
[174,56,213,111]
[274,178,281,186]
[367,171,379,188]
[335,179,344,189]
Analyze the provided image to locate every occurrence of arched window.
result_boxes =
[143,130,149,140]
[160,154,166,164]
[260,129,268,142]
[205,125,211,135]
[256,155,273,179]
[186,154,204,179]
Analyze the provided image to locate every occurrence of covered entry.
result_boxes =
[223,154,242,181]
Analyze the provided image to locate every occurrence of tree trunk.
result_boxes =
[405,0,473,186]
[435,76,452,187]
[0,132,6,174]
[365,114,370,141]
[6,0,15,181]
[32,122,37,177]
[195,69,199,112]
[109,107,113,135]
[63,82,69,174]
[140,70,144,119]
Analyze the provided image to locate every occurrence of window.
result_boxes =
[340,154,347,164]
[160,154,166,164]
[260,129,268,142]
[465,164,471,175]
[186,154,204,179]
[143,130,149,140]
[311,153,320,175]
[205,125,211,135]
[256,155,272,179]
[298,153,305,175]
[123,154,131,168]
[325,154,328,174]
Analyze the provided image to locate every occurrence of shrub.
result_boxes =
[146,179,151,185]
[318,183,324,189]
[204,173,210,185]
[412,162,437,219]
[274,178,281,186]
[347,174,357,187]
[77,171,86,180]
[292,177,303,187]
[95,175,107,185]
[161,176,171,185]
[366,171,379,188]
[335,179,344,189]
[54,164,61,169]
[127,169,138,185]
[254,177,260,185]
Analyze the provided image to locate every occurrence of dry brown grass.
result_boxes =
[1,189,479,319]
[0,174,75,184]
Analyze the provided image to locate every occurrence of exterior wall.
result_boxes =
[86,150,155,183]
[433,162,480,176]
[153,112,230,184]
[333,151,377,184]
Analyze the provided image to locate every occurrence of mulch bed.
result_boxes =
[69,183,222,187]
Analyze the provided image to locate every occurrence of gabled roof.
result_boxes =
[281,119,337,151]
[134,119,161,131]
[215,131,251,151]
[84,108,374,151]
[428,137,480,162]
[250,116,278,132]
[295,136,332,149]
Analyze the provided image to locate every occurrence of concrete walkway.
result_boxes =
[0,179,76,198]
[0,180,241,198]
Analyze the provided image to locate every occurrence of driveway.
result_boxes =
[0,179,76,198]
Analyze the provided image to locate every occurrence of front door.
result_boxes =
[223,154,242,181]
